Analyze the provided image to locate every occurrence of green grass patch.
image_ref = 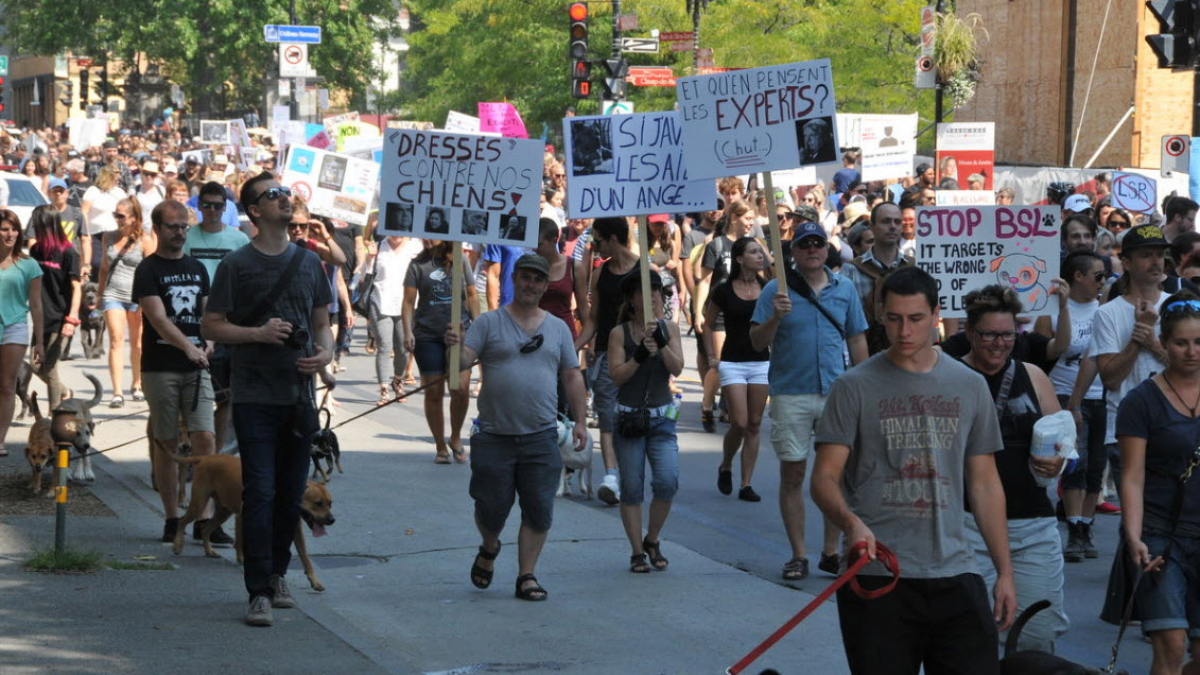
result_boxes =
[107,559,174,571]
[24,547,103,573]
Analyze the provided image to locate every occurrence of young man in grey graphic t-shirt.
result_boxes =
[812,266,1015,675]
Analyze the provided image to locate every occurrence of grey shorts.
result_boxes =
[589,352,617,433]
[468,428,562,534]
[143,369,215,441]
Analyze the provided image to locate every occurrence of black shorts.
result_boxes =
[836,573,999,675]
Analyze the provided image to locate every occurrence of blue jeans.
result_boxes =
[234,402,318,600]
[1137,533,1200,637]
[613,416,679,505]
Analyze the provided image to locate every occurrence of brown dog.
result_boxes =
[23,394,54,496]
[147,415,193,509]
[168,453,334,592]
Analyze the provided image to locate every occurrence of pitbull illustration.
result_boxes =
[990,253,1050,312]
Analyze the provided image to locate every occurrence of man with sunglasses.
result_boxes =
[184,181,249,451]
[185,176,239,230]
[202,174,334,627]
[445,254,588,602]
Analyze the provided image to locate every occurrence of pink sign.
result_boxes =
[477,102,528,139]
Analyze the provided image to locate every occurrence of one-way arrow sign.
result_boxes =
[620,37,660,53]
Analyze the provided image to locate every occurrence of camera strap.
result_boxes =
[232,243,306,326]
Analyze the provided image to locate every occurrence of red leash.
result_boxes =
[725,541,900,675]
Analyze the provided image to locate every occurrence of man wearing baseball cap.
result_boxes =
[1061,194,1094,220]
[445,253,589,602]
[750,220,868,581]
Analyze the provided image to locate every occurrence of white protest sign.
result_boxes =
[271,105,290,126]
[914,205,1061,318]
[564,112,716,219]
[838,113,918,182]
[68,117,108,151]
[1111,171,1157,214]
[379,129,544,248]
[766,166,819,190]
[935,190,995,206]
[676,59,837,180]
[445,111,482,133]
[199,120,230,144]
[281,146,379,226]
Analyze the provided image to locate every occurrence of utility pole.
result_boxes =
[289,0,299,120]
[934,0,945,125]
[609,0,624,103]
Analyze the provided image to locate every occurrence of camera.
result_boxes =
[284,327,309,350]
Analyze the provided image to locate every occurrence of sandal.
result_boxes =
[434,453,452,464]
[629,553,651,573]
[781,556,809,581]
[450,444,467,464]
[701,409,715,433]
[376,389,391,407]
[470,542,500,589]
[643,538,668,571]
[109,394,125,409]
[514,573,548,601]
[364,336,376,355]
[131,387,145,402]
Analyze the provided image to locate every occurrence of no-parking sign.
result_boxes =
[1111,171,1157,214]
[1162,135,1191,177]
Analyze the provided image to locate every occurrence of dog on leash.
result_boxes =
[148,415,194,509]
[555,414,593,499]
[79,281,105,360]
[23,394,54,496]
[23,373,104,493]
[999,599,1129,675]
[169,453,334,592]
[309,407,343,482]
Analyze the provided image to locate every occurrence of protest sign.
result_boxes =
[379,129,543,249]
[68,117,108,151]
[1111,171,1157,214]
[322,111,360,135]
[478,102,529,138]
[838,113,918,182]
[675,59,837,180]
[914,205,1061,318]
[936,123,995,190]
[281,146,378,226]
[445,111,482,133]
[341,136,384,164]
[199,120,231,144]
[934,190,995,206]
[334,121,379,152]
[564,112,716,218]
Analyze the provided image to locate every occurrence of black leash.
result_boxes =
[327,360,479,432]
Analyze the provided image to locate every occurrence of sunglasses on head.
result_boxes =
[1164,300,1200,314]
[252,186,292,205]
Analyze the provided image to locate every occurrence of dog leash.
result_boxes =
[725,541,900,675]
[1105,567,1146,674]
[327,359,480,432]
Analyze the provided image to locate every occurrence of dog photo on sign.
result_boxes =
[571,118,614,176]
[318,155,348,191]
[200,121,229,144]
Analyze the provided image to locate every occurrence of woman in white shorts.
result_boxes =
[704,237,770,502]
[0,209,45,456]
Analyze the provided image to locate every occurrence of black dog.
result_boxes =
[13,360,33,421]
[310,407,343,482]
[999,600,1129,675]
[79,281,106,360]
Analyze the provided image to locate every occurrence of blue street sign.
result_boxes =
[263,25,322,44]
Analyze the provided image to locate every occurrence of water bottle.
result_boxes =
[469,418,480,437]
[665,394,682,421]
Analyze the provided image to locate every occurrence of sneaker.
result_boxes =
[1081,521,1099,559]
[737,486,762,502]
[598,474,620,506]
[161,517,180,543]
[210,525,234,547]
[817,553,840,575]
[1096,501,1122,515]
[244,595,274,626]
[1063,522,1085,563]
[270,574,296,609]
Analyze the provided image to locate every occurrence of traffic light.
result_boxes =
[0,77,6,115]
[59,80,73,108]
[602,58,628,100]
[79,68,89,109]
[569,2,591,99]
[1146,0,1197,68]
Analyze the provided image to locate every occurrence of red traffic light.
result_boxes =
[569,2,588,21]
[0,77,5,87]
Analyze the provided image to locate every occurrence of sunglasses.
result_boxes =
[199,201,225,211]
[113,213,129,221]
[1092,271,1107,282]
[794,238,826,250]
[1164,300,1200,314]
[288,222,307,229]
[251,186,292,205]
[160,222,189,232]
[1107,220,1129,228]
[520,334,545,354]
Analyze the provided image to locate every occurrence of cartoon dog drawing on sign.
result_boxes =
[990,253,1050,312]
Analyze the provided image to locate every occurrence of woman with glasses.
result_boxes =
[98,198,154,407]
[1114,293,1200,675]
[0,209,44,456]
[960,284,1069,652]
[1036,252,1110,561]
[1105,207,1134,235]
[608,271,683,573]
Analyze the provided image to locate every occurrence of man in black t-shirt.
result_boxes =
[133,200,223,546]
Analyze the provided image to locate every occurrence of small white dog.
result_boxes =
[555,414,593,499]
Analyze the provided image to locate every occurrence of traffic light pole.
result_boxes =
[609,0,623,102]
[289,0,299,121]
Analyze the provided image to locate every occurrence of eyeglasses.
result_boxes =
[974,330,1018,343]
[553,173,565,178]
[199,201,225,211]
[1164,300,1200,314]
[1092,271,1107,282]
[794,238,826,250]
[251,186,292,205]
[520,334,545,354]
[160,222,188,232]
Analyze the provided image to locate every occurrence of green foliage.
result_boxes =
[403,0,933,145]
[24,547,102,573]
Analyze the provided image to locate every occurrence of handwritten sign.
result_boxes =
[281,146,379,226]
[675,59,837,180]
[1111,171,1157,214]
[379,129,543,248]
[914,206,1061,318]
[478,102,528,139]
[934,190,995,206]
[564,112,716,218]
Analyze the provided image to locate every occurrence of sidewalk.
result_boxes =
[0,363,850,675]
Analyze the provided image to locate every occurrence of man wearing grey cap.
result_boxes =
[445,253,589,602]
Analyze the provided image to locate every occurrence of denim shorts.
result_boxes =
[0,321,29,346]
[412,339,448,377]
[469,428,562,534]
[718,359,770,387]
[1136,533,1200,638]
[590,352,617,433]
[614,415,679,505]
[101,299,139,313]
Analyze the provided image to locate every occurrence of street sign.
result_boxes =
[659,31,692,42]
[1112,171,1157,213]
[264,24,322,44]
[627,66,676,86]
[0,57,8,76]
[616,13,638,31]
[1162,134,1191,176]
[915,55,936,89]
[670,41,695,52]
[621,37,659,53]
[280,43,309,78]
